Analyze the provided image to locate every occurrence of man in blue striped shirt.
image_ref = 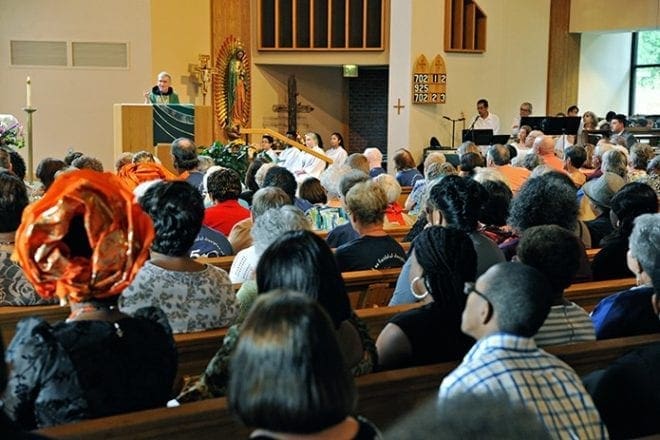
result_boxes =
[440,262,607,439]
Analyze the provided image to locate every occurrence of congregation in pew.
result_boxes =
[0,124,659,439]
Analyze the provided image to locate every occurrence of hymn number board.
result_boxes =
[412,54,447,104]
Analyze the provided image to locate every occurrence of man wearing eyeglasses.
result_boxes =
[440,262,607,439]
[511,102,533,135]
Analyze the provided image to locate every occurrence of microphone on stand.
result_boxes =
[465,115,479,143]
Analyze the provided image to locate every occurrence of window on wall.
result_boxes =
[630,30,659,115]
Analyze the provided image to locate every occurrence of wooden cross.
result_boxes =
[393,98,405,115]
[272,75,314,133]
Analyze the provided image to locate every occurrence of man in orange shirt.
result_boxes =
[534,136,565,172]
[486,144,531,194]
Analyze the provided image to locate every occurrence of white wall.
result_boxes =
[578,32,631,117]
[408,0,551,154]
[0,0,152,174]
[571,0,660,33]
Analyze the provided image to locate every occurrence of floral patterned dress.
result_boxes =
[0,248,54,306]
[119,261,240,333]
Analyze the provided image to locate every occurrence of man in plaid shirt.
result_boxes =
[440,262,608,439]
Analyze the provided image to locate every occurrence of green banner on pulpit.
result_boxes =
[152,104,195,145]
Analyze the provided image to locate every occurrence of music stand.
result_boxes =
[540,117,581,136]
[491,135,511,145]
[462,129,493,145]
[519,116,547,131]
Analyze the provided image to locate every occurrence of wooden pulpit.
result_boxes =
[113,104,213,172]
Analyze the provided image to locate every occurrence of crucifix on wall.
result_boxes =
[272,75,314,133]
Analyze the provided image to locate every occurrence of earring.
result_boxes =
[410,276,429,300]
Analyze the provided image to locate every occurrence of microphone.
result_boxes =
[464,115,480,144]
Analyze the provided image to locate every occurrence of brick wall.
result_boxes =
[348,68,388,160]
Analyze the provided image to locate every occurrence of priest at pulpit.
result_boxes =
[144,71,180,105]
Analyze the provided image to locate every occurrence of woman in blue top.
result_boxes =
[392,148,423,187]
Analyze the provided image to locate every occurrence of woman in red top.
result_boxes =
[203,167,251,235]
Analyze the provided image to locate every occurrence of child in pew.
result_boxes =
[176,230,377,403]
[228,290,382,440]
[2,170,177,430]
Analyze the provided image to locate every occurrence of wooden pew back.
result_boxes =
[37,332,660,439]
[0,274,635,384]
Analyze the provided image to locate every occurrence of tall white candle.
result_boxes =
[26,76,32,108]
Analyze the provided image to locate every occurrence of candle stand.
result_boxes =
[22,107,36,182]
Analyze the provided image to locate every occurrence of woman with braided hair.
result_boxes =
[390,175,505,306]
[376,226,477,369]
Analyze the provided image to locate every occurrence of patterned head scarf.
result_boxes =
[14,169,154,303]
[116,161,176,191]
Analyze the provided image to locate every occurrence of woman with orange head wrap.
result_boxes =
[2,169,177,430]
[116,160,176,191]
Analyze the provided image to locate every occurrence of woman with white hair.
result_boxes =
[374,173,414,226]
[363,147,385,177]
[404,152,456,215]
[229,205,310,284]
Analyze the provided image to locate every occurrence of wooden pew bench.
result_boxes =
[198,239,413,273]
[0,301,418,385]
[344,267,402,308]
[0,274,635,383]
[37,332,660,439]
[564,277,635,312]
[0,304,68,346]
[314,225,412,243]
[397,185,412,208]
[0,275,636,382]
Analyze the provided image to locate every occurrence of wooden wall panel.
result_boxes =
[546,0,580,115]
[211,0,252,140]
